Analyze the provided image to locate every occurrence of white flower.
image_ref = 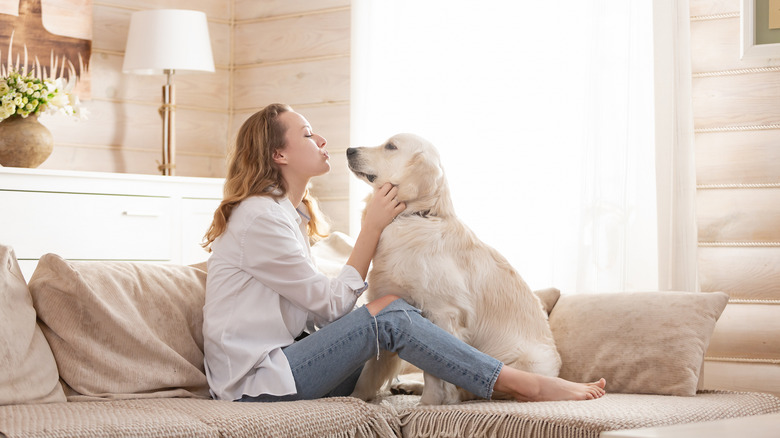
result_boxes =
[0,69,86,122]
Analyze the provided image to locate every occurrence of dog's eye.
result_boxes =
[385,143,397,150]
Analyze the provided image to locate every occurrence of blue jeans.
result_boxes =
[239,299,502,402]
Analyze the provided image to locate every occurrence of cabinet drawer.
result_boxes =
[1,191,172,260]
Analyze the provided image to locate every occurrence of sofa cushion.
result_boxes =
[27,254,210,400]
[377,391,780,438]
[533,287,560,315]
[0,245,65,405]
[548,291,729,396]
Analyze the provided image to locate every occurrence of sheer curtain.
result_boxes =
[351,1,694,293]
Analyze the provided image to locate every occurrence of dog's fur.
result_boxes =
[346,133,562,405]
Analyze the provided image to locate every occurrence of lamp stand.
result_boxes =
[159,69,176,176]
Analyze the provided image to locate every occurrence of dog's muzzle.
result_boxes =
[346,148,377,182]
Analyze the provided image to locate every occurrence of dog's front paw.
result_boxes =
[391,378,425,395]
[418,377,461,405]
[349,388,376,401]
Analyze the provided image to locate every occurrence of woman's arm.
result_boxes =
[346,183,406,280]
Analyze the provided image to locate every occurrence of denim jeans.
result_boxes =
[239,298,502,402]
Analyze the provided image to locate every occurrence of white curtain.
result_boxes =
[351,1,694,293]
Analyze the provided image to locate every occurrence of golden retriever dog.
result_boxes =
[346,133,562,405]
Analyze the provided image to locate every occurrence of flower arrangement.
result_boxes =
[0,68,86,122]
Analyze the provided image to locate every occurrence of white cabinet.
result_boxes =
[0,167,224,280]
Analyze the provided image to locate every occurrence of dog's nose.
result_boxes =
[346,147,357,157]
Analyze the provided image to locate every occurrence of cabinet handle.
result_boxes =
[122,211,160,218]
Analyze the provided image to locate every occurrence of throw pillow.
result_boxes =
[28,254,210,400]
[534,287,560,315]
[548,291,729,396]
[0,245,65,405]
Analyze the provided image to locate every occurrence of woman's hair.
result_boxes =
[202,103,329,251]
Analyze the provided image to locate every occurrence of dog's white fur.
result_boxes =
[347,133,562,405]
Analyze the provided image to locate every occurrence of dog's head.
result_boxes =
[347,133,450,215]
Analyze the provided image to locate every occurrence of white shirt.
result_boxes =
[203,195,367,401]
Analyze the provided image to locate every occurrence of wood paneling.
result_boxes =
[689,0,738,17]
[696,130,780,185]
[40,143,226,177]
[95,0,233,21]
[90,52,229,109]
[234,0,349,19]
[690,17,742,74]
[691,5,780,397]
[701,360,780,397]
[232,57,350,110]
[234,9,350,65]
[39,100,228,155]
[708,303,780,360]
[692,72,780,129]
[697,189,780,242]
[698,247,780,300]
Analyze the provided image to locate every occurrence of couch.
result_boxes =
[2,239,779,438]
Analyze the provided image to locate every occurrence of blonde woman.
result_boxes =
[202,103,606,403]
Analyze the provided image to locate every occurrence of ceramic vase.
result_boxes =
[0,114,54,168]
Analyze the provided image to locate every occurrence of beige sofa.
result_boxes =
[2,242,779,438]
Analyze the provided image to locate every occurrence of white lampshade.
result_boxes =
[122,9,215,75]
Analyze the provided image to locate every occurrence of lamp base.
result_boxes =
[159,70,176,176]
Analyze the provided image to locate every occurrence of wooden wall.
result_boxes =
[690,0,780,396]
[34,0,352,232]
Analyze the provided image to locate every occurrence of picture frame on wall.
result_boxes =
[742,0,780,58]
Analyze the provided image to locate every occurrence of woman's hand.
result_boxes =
[362,183,407,234]
[346,183,406,280]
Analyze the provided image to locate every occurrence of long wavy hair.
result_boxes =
[202,103,329,251]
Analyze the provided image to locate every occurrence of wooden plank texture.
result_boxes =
[698,247,780,300]
[697,188,780,242]
[234,0,349,19]
[90,52,229,109]
[690,0,738,16]
[39,144,226,177]
[234,9,350,65]
[95,0,233,21]
[707,303,780,360]
[232,57,350,109]
[701,360,780,397]
[39,100,229,155]
[695,130,780,185]
[692,72,780,129]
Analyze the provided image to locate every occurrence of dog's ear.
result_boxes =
[392,152,443,202]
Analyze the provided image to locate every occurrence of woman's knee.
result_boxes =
[366,294,402,316]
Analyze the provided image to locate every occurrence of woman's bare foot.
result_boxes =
[494,366,606,402]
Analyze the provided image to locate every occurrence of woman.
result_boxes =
[202,103,606,403]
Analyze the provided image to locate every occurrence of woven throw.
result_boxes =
[375,391,780,438]
[0,397,399,438]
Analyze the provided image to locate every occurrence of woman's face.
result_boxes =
[276,111,330,179]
